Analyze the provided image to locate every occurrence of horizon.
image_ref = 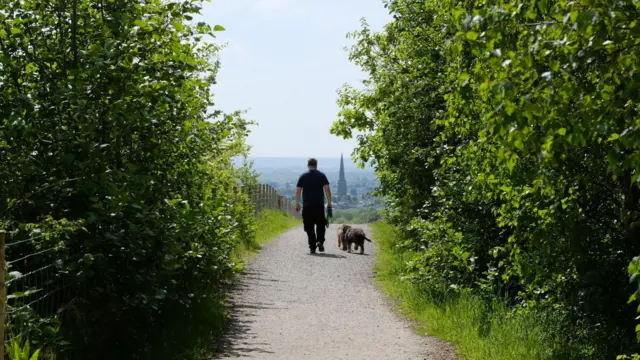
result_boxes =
[235,155,374,168]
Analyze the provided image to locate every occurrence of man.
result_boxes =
[295,158,332,254]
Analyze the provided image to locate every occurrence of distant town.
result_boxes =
[237,156,382,210]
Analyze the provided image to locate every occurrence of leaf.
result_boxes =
[7,292,25,299]
[213,25,226,31]
[557,128,566,136]
[172,20,184,31]
[25,63,37,73]
[30,348,41,360]
[466,31,479,40]
[608,133,620,141]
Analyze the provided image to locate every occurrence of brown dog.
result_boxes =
[337,224,351,249]
[339,224,372,254]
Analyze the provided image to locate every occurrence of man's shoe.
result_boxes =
[318,243,325,252]
[310,248,316,254]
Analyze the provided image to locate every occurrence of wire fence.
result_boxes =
[1,228,68,359]
[0,182,297,358]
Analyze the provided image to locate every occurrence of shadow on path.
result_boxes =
[310,252,347,259]
[210,271,284,358]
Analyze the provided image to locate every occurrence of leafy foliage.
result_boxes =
[0,0,257,358]
[333,0,640,357]
[331,207,381,224]
[6,336,42,360]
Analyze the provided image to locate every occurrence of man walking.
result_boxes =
[295,158,332,254]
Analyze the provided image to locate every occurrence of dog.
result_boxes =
[338,224,372,254]
[337,224,351,249]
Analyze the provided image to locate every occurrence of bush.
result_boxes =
[0,0,255,358]
[331,207,381,224]
[333,1,640,357]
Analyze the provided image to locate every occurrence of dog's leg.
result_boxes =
[360,241,365,255]
[338,232,342,249]
[347,240,352,253]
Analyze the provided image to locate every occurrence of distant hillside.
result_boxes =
[234,156,374,172]
[233,156,377,185]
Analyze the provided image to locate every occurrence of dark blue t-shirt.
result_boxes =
[297,170,329,207]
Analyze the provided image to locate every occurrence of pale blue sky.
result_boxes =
[198,0,391,157]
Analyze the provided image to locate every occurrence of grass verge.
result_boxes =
[234,209,300,259]
[372,221,563,360]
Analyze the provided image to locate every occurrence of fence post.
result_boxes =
[253,184,259,216]
[1,230,5,360]
[270,187,275,210]
[270,187,276,210]
[266,185,270,210]
[256,184,262,214]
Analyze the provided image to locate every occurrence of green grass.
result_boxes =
[372,221,563,360]
[235,209,300,259]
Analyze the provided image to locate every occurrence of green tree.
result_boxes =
[0,0,254,358]
[333,0,640,357]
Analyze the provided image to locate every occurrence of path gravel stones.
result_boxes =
[211,224,456,360]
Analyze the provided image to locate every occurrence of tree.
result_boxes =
[0,0,254,358]
[332,0,640,357]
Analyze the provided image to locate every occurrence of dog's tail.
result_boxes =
[364,236,372,242]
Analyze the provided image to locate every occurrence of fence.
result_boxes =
[241,183,301,220]
[0,227,68,360]
[0,182,297,358]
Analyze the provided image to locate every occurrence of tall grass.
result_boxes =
[234,210,300,259]
[372,222,567,360]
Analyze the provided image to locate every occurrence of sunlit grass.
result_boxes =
[372,222,566,360]
[235,209,300,259]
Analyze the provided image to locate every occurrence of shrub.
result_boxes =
[332,0,640,357]
[0,0,255,358]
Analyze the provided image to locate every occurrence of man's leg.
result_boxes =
[302,207,317,252]
[315,206,326,252]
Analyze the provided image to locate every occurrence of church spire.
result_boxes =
[338,153,347,198]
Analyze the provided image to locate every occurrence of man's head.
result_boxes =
[307,157,318,169]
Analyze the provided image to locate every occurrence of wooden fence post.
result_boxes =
[261,184,267,212]
[266,186,271,210]
[1,230,5,360]
[263,185,268,210]
[271,188,275,210]
[253,185,258,215]
[273,188,278,210]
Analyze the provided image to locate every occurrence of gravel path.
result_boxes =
[211,224,456,360]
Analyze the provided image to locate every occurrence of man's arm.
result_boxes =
[295,175,303,211]
[295,186,302,210]
[324,184,332,207]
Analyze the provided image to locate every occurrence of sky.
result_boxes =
[198,0,391,158]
